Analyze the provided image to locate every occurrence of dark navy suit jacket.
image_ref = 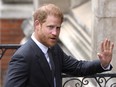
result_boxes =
[4,38,112,87]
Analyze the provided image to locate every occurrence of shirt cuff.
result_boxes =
[101,64,111,70]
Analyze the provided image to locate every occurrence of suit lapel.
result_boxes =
[51,46,62,87]
[36,53,54,87]
[29,39,54,87]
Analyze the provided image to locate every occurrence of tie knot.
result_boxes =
[48,48,52,53]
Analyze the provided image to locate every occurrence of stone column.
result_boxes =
[92,0,116,72]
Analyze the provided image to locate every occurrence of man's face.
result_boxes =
[36,15,62,47]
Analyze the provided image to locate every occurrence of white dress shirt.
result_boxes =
[31,33,50,66]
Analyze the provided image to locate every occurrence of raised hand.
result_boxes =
[97,38,114,68]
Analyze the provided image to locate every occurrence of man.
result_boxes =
[4,4,114,87]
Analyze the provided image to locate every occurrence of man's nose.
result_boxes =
[52,28,59,35]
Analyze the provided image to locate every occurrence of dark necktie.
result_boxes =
[48,48,56,87]
[48,48,55,76]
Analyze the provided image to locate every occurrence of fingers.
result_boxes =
[104,39,109,50]
[101,38,114,52]
[110,42,114,53]
[101,41,104,52]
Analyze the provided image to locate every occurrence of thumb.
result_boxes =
[97,53,102,59]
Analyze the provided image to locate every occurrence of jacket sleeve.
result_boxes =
[4,54,29,87]
[57,47,112,76]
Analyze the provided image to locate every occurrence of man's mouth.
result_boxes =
[50,37,57,41]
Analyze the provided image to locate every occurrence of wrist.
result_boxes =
[101,64,110,70]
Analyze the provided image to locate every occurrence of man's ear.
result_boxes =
[34,20,41,31]
[34,20,39,26]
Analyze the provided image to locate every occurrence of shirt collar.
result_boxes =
[31,33,48,54]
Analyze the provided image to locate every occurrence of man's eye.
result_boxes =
[57,27,61,30]
[48,26,54,29]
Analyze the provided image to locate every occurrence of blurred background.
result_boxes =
[0,0,116,87]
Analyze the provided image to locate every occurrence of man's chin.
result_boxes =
[49,42,57,47]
